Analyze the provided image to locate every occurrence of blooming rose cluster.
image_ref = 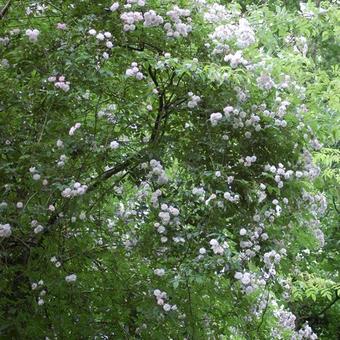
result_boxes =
[256,73,275,90]
[88,29,114,59]
[88,29,114,49]
[126,0,146,6]
[209,239,228,255]
[126,62,144,80]
[26,3,47,16]
[98,104,117,124]
[164,6,192,38]
[69,122,81,136]
[154,268,165,276]
[50,256,61,268]
[31,220,44,234]
[264,163,295,189]
[0,223,11,238]
[56,23,67,30]
[153,289,177,312]
[151,189,162,208]
[301,190,327,215]
[0,36,10,46]
[109,140,119,150]
[109,2,119,12]
[146,159,168,185]
[25,28,40,42]
[29,167,43,181]
[224,50,248,68]
[187,92,201,108]
[210,18,255,55]
[31,279,46,306]
[61,182,88,198]
[203,3,232,23]
[48,75,70,92]
[263,250,282,269]
[144,10,164,27]
[223,191,240,203]
[120,11,143,31]
[57,154,67,167]
[158,204,180,226]
[65,274,77,283]
[153,203,180,244]
[296,323,318,340]
[210,112,223,126]
[227,106,260,133]
[241,155,257,167]
[273,305,297,333]
[236,19,256,48]
[119,5,165,31]
[234,271,266,294]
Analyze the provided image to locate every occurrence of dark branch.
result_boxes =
[88,148,150,192]
[0,0,11,19]
[148,66,166,144]
[332,196,340,215]
[317,293,339,316]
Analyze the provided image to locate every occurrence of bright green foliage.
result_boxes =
[0,1,339,339]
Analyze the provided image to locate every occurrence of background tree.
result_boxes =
[0,0,339,339]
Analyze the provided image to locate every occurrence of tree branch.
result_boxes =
[257,289,270,332]
[0,0,11,19]
[148,66,166,144]
[332,196,340,215]
[317,293,339,316]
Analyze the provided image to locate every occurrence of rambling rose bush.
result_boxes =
[0,0,339,338]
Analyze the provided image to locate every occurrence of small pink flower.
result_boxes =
[56,23,67,30]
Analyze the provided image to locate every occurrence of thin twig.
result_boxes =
[257,289,270,332]
[0,0,11,19]
[332,196,340,214]
[317,293,339,316]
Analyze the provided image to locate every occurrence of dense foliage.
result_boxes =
[0,0,339,339]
